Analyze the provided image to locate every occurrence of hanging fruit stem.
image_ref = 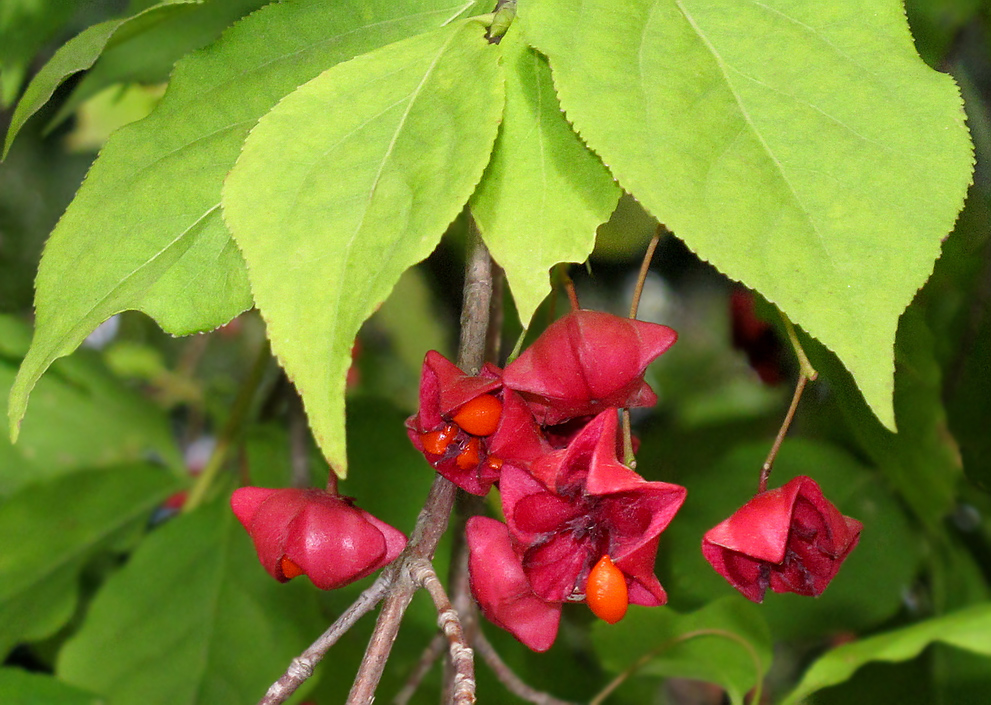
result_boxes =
[757,311,817,493]
[621,226,665,467]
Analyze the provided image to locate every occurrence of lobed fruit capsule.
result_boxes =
[452,394,503,437]
[280,555,305,580]
[586,555,628,624]
[420,424,458,455]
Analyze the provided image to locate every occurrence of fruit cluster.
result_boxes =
[228,308,861,653]
[407,310,685,650]
[407,309,862,651]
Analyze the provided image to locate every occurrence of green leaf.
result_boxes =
[47,0,273,134]
[782,603,991,705]
[0,669,100,705]
[469,23,620,325]
[0,465,182,658]
[591,597,772,705]
[0,356,184,495]
[2,0,200,158]
[223,19,504,476]
[663,438,920,639]
[7,0,481,443]
[57,497,321,705]
[0,1,75,107]
[520,0,973,429]
[0,316,184,496]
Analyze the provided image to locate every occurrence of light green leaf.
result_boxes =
[0,465,182,658]
[47,0,273,134]
[0,1,75,108]
[2,0,200,158]
[520,0,973,429]
[0,314,184,498]
[8,0,482,442]
[223,19,504,476]
[0,356,184,495]
[0,669,100,705]
[591,597,772,705]
[57,498,321,705]
[782,603,991,705]
[470,23,620,325]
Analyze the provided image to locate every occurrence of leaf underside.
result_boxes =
[782,602,991,704]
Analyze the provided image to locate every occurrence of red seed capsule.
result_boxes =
[420,424,458,455]
[280,555,305,580]
[586,555,628,624]
[452,394,503,437]
[455,437,482,470]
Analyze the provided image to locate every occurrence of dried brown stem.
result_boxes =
[627,226,663,320]
[474,630,579,705]
[758,373,808,494]
[758,312,817,493]
[620,226,665,469]
[413,559,475,704]
[346,221,494,705]
[560,268,580,312]
[258,576,389,704]
[442,493,485,704]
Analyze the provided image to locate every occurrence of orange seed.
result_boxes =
[452,394,503,437]
[420,424,458,455]
[586,555,628,624]
[280,556,305,580]
[455,437,482,470]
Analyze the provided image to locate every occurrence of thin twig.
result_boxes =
[459,221,495,374]
[412,559,475,704]
[757,312,817,493]
[620,226,664,468]
[564,277,580,311]
[347,221,494,705]
[259,576,390,704]
[627,226,663,320]
[347,476,458,704]
[780,314,817,381]
[392,632,447,705]
[474,630,579,705]
[758,374,808,494]
[442,493,485,704]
